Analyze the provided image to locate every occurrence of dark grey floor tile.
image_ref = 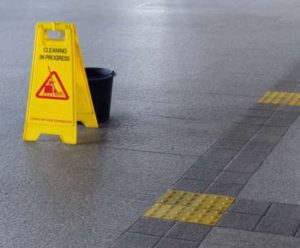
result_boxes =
[225,160,262,174]
[192,159,228,171]
[245,109,274,118]
[251,103,279,111]
[217,212,261,231]
[223,130,256,141]
[155,238,199,248]
[255,216,300,236]
[205,182,244,196]
[252,126,288,143]
[128,217,175,237]
[278,105,300,113]
[183,168,221,182]
[264,117,296,127]
[270,83,298,91]
[270,81,299,90]
[266,203,300,220]
[229,123,262,133]
[237,116,268,125]
[201,224,300,247]
[213,138,247,151]
[172,178,209,193]
[264,111,298,127]
[201,148,238,163]
[242,141,276,153]
[112,232,160,248]
[229,198,271,215]
[296,227,300,238]
[166,222,210,242]
[230,150,269,165]
[273,110,300,119]
[214,171,252,185]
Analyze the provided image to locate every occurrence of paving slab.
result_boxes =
[215,171,252,185]
[213,138,248,150]
[183,168,221,182]
[128,217,175,237]
[240,117,300,204]
[242,141,276,153]
[201,148,238,163]
[155,238,199,248]
[199,227,300,248]
[266,203,300,220]
[205,182,244,197]
[112,232,160,248]
[229,198,271,216]
[192,159,229,171]
[165,222,211,242]
[217,212,262,231]
[172,178,210,193]
[255,216,299,236]
[225,159,263,174]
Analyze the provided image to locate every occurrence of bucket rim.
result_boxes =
[85,67,116,80]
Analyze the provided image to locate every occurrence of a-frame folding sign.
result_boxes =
[23,22,98,144]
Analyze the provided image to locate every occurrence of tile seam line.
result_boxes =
[208,226,300,238]
[293,220,300,237]
[251,199,273,232]
[160,225,210,243]
[252,214,266,233]
[152,237,161,248]
[98,145,200,158]
[207,224,300,238]
[148,113,235,122]
[251,229,300,238]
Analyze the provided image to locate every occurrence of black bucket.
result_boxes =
[85,67,116,123]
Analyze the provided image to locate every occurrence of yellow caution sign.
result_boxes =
[23,22,98,144]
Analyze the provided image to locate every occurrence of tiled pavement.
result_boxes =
[112,80,300,247]
[2,1,300,247]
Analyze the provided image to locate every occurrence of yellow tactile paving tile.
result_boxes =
[178,207,223,225]
[144,203,185,220]
[258,91,300,106]
[144,190,235,226]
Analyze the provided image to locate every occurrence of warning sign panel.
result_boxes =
[23,22,98,144]
[36,67,69,100]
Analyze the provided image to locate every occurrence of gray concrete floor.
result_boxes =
[1,0,300,247]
